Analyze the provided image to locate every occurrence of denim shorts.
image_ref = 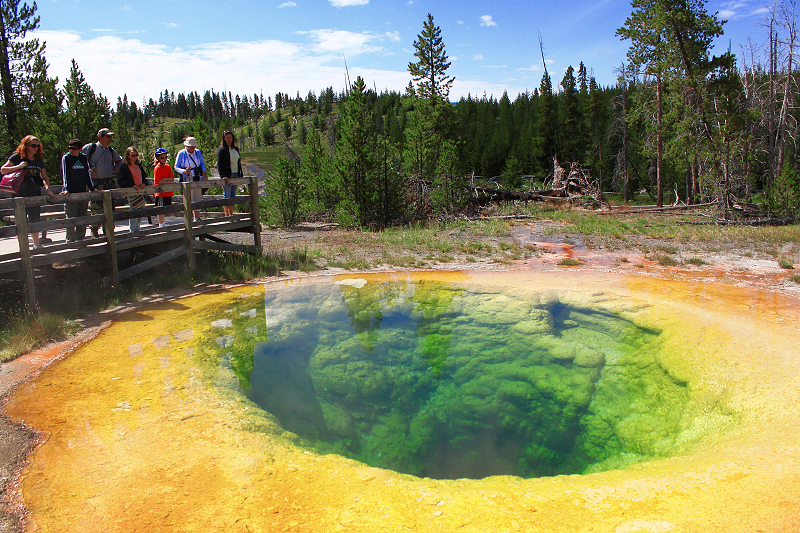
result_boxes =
[223,172,239,199]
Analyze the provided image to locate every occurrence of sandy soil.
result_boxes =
[0,220,798,533]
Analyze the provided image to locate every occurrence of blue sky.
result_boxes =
[33,0,771,106]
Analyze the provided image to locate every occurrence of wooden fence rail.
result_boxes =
[0,177,261,311]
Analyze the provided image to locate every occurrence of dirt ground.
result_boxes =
[1,219,798,533]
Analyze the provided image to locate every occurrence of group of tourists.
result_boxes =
[0,128,244,247]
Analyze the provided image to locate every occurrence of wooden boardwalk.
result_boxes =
[0,177,261,310]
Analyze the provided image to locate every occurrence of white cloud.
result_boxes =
[329,0,368,6]
[473,54,483,60]
[32,30,408,102]
[386,31,401,42]
[750,7,769,15]
[458,20,464,25]
[279,1,297,6]
[484,64,508,69]
[480,15,497,27]
[718,9,737,19]
[516,59,553,73]
[164,23,179,29]
[298,29,383,55]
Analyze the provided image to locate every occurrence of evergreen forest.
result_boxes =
[3,0,800,227]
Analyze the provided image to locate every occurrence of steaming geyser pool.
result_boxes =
[6,271,800,532]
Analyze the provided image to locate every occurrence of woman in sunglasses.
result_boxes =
[1,135,57,248]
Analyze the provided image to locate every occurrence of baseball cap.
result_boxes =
[98,128,115,136]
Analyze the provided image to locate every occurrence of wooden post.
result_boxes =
[103,191,119,288]
[182,182,196,270]
[14,198,37,311]
[249,175,262,253]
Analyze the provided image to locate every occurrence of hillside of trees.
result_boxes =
[2,1,800,228]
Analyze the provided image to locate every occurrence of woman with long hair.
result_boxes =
[1,135,57,248]
[117,147,149,233]
[217,130,242,217]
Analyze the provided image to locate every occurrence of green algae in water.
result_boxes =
[201,279,694,480]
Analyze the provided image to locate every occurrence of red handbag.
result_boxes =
[0,169,25,194]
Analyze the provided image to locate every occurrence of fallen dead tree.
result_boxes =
[470,158,608,210]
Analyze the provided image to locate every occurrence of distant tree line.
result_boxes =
[2,1,800,227]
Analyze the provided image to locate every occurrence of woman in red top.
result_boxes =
[152,148,174,227]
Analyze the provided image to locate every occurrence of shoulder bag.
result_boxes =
[0,169,26,194]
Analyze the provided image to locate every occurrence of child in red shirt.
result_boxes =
[153,148,174,227]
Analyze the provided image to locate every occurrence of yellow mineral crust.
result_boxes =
[5,271,800,533]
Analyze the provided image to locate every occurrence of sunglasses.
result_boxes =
[28,143,40,148]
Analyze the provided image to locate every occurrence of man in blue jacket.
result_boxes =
[61,138,96,242]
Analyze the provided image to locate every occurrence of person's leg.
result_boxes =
[223,174,238,217]
[76,201,88,240]
[27,206,41,247]
[129,200,141,233]
[90,179,106,238]
[191,187,202,221]
[156,196,165,225]
[64,201,78,242]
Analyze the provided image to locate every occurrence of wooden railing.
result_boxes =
[0,177,262,310]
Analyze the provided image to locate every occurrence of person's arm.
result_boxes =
[174,151,188,180]
[40,168,56,198]
[81,144,98,178]
[138,163,149,189]
[198,150,208,178]
[217,147,230,181]
[1,156,25,174]
[60,155,69,194]
[117,164,131,188]
[111,148,123,172]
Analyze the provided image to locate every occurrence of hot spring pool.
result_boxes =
[5,271,800,532]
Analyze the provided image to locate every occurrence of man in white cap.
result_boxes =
[82,128,123,237]
[174,136,208,222]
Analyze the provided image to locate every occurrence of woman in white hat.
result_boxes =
[174,136,207,222]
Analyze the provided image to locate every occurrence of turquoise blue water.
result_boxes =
[199,278,690,479]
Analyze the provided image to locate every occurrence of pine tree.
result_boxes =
[336,76,377,226]
[559,66,583,162]
[0,0,44,145]
[533,72,557,176]
[408,13,455,101]
[64,60,111,143]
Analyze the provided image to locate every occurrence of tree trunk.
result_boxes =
[777,14,795,175]
[656,70,664,207]
[0,7,18,140]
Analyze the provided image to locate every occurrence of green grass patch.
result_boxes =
[779,257,795,269]
[558,258,584,266]
[791,274,800,283]
[241,147,294,175]
[0,313,81,363]
[686,257,709,266]
[650,253,680,267]
[327,257,373,270]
